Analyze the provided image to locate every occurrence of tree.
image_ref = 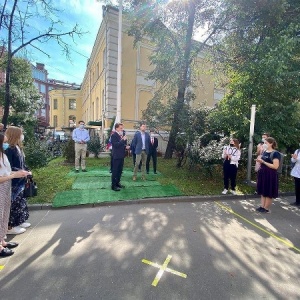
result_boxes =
[208,0,300,150]
[126,0,218,158]
[0,0,84,128]
[0,56,42,125]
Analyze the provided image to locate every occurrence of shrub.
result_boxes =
[24,138,52,169]
[63,139,75,163]
[87,135,104,158]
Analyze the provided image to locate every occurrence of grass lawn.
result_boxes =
[28,156,295,204]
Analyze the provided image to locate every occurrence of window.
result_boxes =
[40,84,46,94]
[53,115,58,127]
[53,99,58,109]
[69,99,76,110]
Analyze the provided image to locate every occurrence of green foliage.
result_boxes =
[63,139,75,163]
[209,0,300,150]
[0,56,42,124]
[24,138,52,169]
[87,135,104,158]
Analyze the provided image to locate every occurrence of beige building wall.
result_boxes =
[49,89,82,130]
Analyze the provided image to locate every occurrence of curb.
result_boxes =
[28,191,295,210]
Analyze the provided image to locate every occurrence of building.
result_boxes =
[31,63,80,127]
[49,88,82,130]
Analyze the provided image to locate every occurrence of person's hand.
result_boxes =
[12,170,30,178]
[122,135,127,141]
[126,145,130,150]
[228,155,232,159]
[256,158,263,163]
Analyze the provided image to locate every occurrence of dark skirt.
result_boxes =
[9,183,29,227]
[257,164,279,198]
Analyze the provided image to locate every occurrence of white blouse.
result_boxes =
[0,154,12,177]
[291,150,300,178]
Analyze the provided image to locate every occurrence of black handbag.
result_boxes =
[24,176,38,197]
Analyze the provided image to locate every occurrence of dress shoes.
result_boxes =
[111,186,121,191]
[0,248,14,257]
[117,184,125,188]
[3,242,19,249]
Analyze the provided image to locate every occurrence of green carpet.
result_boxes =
[53,185,182,207]
[72,177,161,190]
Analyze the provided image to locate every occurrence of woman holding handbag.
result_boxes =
[0,133,29,256]
[5,126,32,235]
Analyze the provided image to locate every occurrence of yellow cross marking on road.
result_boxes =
[0,265,4,271]
[142,255,187,287]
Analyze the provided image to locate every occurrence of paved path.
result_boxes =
[1,196,300,300]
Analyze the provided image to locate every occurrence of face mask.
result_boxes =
[262,138,265,142]
[230,143,234,147]
[263,143,267,150]
[3,142,9,151]
[79,124,84,129]
[20,134,24,141]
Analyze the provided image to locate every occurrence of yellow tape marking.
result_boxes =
[142,255,187,287]
[0,265,4,271]
[216,202,300,253]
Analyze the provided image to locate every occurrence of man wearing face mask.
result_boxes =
[72,121,90,173]
[255,132,270,172]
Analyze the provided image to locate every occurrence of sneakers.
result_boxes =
[0,247,14,257]
[230,190,237,195]
[7,226,26,235]
[256,206,264,212]
[20,222,31,228]
[222,189,228,195]
[82,169,87,172]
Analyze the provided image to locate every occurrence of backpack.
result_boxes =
[291,149,300,169]
[270,151,284,174]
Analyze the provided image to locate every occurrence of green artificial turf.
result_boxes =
[72,176,161,190]
[53,184,182,207]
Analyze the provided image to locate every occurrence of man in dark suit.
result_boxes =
[131,122,150,181]
[111,122,129,191]
[146,129,158,174]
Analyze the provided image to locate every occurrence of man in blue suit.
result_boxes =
[111,122,129,191]
[131,122,150,181]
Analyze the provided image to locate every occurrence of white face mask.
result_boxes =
[79,124,84,129]
[262,138,265,142]
[263,143,267,150]
[20,134,24,141]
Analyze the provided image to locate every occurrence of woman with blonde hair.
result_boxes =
[5,126,31,235]
[0,133,29,256]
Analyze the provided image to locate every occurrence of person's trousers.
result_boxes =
[132,154,142,170]
[223,160,238,190]
[112,158,124,187]
[294,177,300,204]
[0,181,11,241]
[133,151,147,176]
[75,143,87,170]
[146,152,157,173]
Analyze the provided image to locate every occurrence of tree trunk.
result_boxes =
[164,1,196,159]
[1,0,17,128]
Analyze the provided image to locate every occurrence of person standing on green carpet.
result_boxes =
[111,123,129,191]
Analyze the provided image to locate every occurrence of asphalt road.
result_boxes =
[1,196,300,300]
